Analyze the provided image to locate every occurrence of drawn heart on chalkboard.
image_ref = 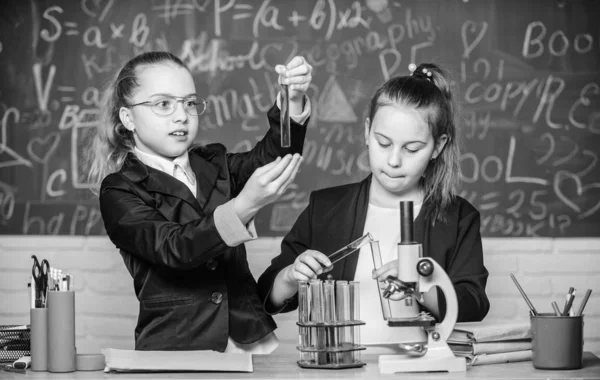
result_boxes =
[27,132,60,164]
[461,21,488,59]
[554,170,600,220]
[81,0,116,19]
[193,0,211,11]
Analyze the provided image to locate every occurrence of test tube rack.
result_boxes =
[296,279,366,369]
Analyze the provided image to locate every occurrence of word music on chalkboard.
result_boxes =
[0,0,598,237]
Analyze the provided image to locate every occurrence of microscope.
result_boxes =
[370,201,466,373]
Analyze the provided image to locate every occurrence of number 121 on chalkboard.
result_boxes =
[280,84,291,148]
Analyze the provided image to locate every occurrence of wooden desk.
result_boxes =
[3,353,599,379]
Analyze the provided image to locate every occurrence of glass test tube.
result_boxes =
[324,233,374,273]
[370,240,392,320]
[323,278,337,364]
[280,84,291,147]
[298,281,310,363]
[335,280,352,365]
[309,279,326,364]
[349,281,361,363]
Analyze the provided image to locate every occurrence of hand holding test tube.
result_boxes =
[282,234,373,286]
[323,233,375,273]
[275,56,313,148]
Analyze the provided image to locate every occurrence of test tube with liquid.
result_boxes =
[298,281,310,363]
[324,233,374,273]
[349,281,361,363]
[323,278,337,364]
[309,279,326,364]
[335,280,352,364]
[280,84,291,147]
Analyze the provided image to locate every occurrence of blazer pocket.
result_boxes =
[140,295,196,349]
[142,295,194,309]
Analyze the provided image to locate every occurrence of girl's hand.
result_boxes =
[372,259,409,301]
[233,154,302,224]
[282,249,331,285]
[372,259,399,282]
[275,56,313,102]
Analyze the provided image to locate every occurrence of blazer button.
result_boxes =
[210,292,223,305]
[206,259,218,271]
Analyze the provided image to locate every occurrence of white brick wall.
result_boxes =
[1,236,598,357]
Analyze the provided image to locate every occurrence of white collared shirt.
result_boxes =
[134,147,197,196]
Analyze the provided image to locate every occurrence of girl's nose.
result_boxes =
[172,101,189,122]
[387,149,402,168]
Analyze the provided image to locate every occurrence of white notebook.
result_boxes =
[102,348,253,373]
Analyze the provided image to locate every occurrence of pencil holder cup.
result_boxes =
[531,313,583,370]
[30,307,48,371]
[296,279,366,369]
[47,290,76,372]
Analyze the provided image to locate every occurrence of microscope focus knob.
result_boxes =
[417,259,434,277]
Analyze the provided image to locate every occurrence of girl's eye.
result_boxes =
[377,141,391,148]
[405,147,419,153]
[155,100,172,109]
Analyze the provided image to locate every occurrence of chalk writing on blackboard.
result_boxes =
[0,0,598,237]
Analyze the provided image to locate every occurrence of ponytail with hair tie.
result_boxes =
[408,63,433,82]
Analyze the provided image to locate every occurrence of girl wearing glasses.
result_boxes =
[87,51,312,352]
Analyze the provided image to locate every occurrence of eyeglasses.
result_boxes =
[127,95,207,116]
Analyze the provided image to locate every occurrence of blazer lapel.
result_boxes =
[189,151,221,211]
[145,169,203,213]
[121,152,203,214]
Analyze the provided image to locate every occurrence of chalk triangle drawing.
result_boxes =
[317,76,358,123]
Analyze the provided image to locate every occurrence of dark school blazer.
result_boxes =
[258,175,490,322]
[99,103,307,351]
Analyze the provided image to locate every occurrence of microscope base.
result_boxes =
[378,345,466,373]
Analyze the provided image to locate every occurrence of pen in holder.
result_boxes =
[531,313,584,370]
[47,290,76,372]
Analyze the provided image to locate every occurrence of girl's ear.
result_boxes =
[433,134,449,159]
[364,117,371,146]
[119,107,135,132]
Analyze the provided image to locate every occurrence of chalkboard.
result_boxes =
[0,0,599,237]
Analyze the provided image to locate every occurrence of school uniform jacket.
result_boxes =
[99,103,307,351]
[257,175,490,322]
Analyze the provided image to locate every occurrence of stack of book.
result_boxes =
[448,321,531,366]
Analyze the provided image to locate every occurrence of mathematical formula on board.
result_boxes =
[0,0,598,236]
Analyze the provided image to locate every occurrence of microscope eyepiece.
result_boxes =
[400,201,416,244]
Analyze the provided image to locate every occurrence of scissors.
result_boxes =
[31,255,50,308]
